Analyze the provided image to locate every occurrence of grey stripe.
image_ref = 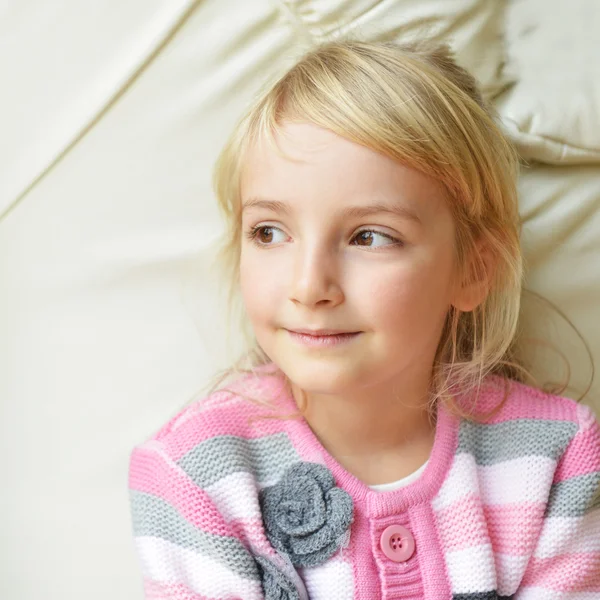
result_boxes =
[178,432,300,488]
[453,593,513,600]
[546,472,600,517]
[457,419,577,465]
[130,490,260,580]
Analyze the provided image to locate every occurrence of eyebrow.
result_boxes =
[241,197,422,225]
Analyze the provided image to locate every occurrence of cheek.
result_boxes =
[363,253,454,329]
[239,255,259,316]
[239,251,280,325]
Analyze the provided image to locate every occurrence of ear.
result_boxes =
[451,240,496,313]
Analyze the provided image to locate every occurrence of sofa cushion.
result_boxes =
[282,0,512,98]
[495,0,600,164]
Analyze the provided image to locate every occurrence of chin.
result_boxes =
[274,352,363,395]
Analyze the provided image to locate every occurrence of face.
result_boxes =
[239,121,466,396]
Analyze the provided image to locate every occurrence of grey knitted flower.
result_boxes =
[259,462,354,568]
[255,555,300,600]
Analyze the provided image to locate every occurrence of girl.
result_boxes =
[128,39,600,599]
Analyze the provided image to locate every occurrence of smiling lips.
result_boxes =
[286,328,361,347]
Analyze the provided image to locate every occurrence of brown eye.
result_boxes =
[245,225,286,246]
[355,231,374,246]
[352,229,400,248]
[257,227,274,243]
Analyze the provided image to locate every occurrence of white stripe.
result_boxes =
[515,587,600,600]
[533,512,600,558]
[135,536,263,599]
[205,470,264,522]
[445,544,496,593]
[298,555,355,600]
[494,552,530,596]
[477,456,556,505]
[432,453,480,510]
[433,454,557,511]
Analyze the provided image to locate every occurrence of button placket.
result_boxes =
[369,509,426,598]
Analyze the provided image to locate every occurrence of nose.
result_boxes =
[289,242,344,308]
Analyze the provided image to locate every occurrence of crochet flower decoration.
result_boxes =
[259,462,354,568]
[255,555,300,600]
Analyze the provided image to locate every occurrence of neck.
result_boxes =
[289,367,437,484]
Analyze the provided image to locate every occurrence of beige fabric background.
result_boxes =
[0,1,598,598]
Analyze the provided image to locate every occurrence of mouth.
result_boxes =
[287,328,360,336]
[285,329,362,348]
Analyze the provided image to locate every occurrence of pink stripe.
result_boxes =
[435,494,546,554]
[129,447,232,537]
[434,493,488,552]
[483,502,546,555]
[144,579,216,600]
[157,399,295,462]
[522,553,600,591]
[554,405,600,483]
[462,376,579,424]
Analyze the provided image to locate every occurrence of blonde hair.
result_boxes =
[205,38,593,423]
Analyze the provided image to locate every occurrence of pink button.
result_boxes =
[380,525,415,562]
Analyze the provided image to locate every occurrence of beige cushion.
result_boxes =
[518,163,600,405]
[495,0,600,164]
[279,0,512,98]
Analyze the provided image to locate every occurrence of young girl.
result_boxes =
[128,39,600,599]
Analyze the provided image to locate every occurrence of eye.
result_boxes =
[245,225,287,246]
[351,229,401,248]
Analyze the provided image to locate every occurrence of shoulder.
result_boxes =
[472,374,585,421]
[129,364,302,492]
[145,364,292,443]
[457,375,600,464]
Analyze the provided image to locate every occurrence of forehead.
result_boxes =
[240,121,449,223]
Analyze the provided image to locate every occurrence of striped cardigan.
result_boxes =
[129,366,600,599]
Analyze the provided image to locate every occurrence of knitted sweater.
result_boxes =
[128,366,600,599]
